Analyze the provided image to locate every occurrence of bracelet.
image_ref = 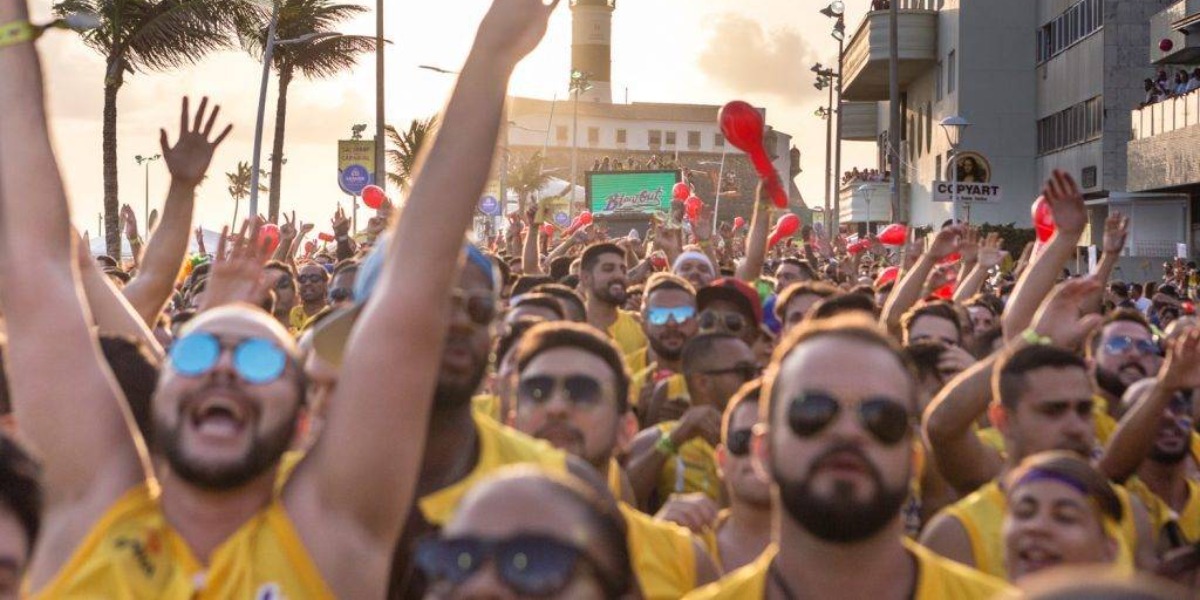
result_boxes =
[1021,329,1052,346]
[655,434,679,456]
[0,21,35,49]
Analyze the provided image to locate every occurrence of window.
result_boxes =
[687,131,701,148]
[649,129,662,146]
[587,127,599,145]
[1037,95,1103,155]
[665,131,677,146]
[556,125,568,143]
[1037,0,1104,64]
[936,62,944,100]
[947,50,957,94]
[616,129,627,144]
[714,133,725,147]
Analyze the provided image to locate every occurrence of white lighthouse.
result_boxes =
[570,0,614,103]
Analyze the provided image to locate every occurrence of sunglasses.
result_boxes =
[168,332,289,385]
[415,534,618,597]
[646,305,696,326]
[329,288,353,303]
[700,363,760,382]
[273,276,295,290]
[453,288,497,327]
[297,273,326,285]
[725,428,753,456]
[787,392,912,446]
[699,310,747,333]
[1102,336,1160,356]
[518,375,603,406]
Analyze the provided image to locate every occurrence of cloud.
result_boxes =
[696,14,821,103]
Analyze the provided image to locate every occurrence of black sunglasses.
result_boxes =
[297,273,327,285]
[273,276,295,290]
[726,428,753,456]
[699,310,747,333]
[518,375,603,406]
[415,533,621,597]
[453,288,497,327]
[700,363,759,383]
[788,392,912,446]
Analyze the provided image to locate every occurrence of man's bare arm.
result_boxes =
[882,226,963,336]
[735,187,769,282]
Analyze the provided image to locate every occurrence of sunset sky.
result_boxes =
[29,0,875,236]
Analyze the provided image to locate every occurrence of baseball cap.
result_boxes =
[696,278,763,329]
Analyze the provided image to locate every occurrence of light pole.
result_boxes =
[813,63,838,232]
[823,1,846,233]
[569,70,592,219]
[940,115,970,224]
[134,154,161,237]
[375,0,385,196]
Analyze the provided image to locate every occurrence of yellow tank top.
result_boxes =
[471,393,501,422]
[942,481,1137,579]
[1126,476,1200,544]
[418,413,567,526]
[630,365,689,410]
[609,309,648,367]
[682,539,1012,599]
[655,422,721,503]
[30,483,335,599]
[619,503,698,599]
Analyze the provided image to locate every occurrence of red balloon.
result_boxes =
[768,213,801,248]
[685,196,702,221]
[318,232,335,242]
[874,266,900,288]
[933,283,955,300]
[847,239,872,256]
[579,211,593,226]
[733,216,746,230]
[672,182,691,201]
[258,223,281,254]
[650,254,668,270]
[877,223,908,246]
[1161,38,1174,52]
[540,224,555,237]
[1031,196,1056,243]
[362,185,386,210]
[719,100,788,209]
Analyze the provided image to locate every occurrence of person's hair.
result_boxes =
[625,284,644,299]
[530,283,586,321]
[682,332,741,376]
[810,292,878,321]
[513,322,631,413]
[95,255,118,269]
[1004,451,1123,523]
[994,345,1088,410]
[490,254,512,290]
[763,316,917,424]
[259,288,276,314]
[1109,281,1129,299]
[332,259,359,278]
[171,308,198,329]
[99,335,161,441]
[972,324,1005,359]
[903,340,949,384]
[104,268,132,284]
[186,278,208,305]
[644,272,696,298]
[1130,282,1145,296]
[1085,308,1153,359]
[778,258,817,281]
[849,284,875,298]
[297,262,331,281]
[549,255,575,281]
[511,275,555,298]
[264,259,296,279]
[0,435,42,554]
[966,294,1002,318]
[774,281,838,321]
[722,379,761,442]
[511,293,566,320]
[560,274,581,289]
[876,280,896,296]
[494,316,547,366]
[900,300,962,342]
[580,243,626,273]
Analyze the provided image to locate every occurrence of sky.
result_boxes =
[30,0,876,237]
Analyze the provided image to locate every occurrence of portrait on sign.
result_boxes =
[947,151,990,183]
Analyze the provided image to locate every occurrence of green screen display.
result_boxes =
[588,170,678,216]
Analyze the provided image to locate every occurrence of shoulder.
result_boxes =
[906,538,1014,598]
[681,545,774,600]
[477,414,566,470]
[919,508,976,567]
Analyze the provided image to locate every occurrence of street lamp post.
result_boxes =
[813,63,838,233]
[569,70,592,220]
[940,115,970,224]
[822,2,846,232]
[134,154,161,237]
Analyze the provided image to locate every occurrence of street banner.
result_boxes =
[338,140,376,196]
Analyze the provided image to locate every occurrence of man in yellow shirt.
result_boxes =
[507,321,719,598]
[630,273,697,415]
[1,2,563,595]
[686,317,1011,599]
[580,242,648,364]
[289,263,330,332]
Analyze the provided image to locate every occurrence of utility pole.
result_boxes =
[888,0,902,222]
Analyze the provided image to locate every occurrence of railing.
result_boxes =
[1131,89,1200,139]
[867,0,940,11]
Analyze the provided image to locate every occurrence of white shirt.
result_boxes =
[1135,297,1153,314]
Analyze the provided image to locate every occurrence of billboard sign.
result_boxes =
[932,181,1003,203]
[337,140,375,195]
[588,170,680,216]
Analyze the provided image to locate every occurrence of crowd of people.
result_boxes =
[592,155,682,173]
[843,167,891,185]
[2,0,1200,598]
[1141,68,1200,107]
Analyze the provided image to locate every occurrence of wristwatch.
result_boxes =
[0,21,35,49]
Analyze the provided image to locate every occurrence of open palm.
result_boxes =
[161,97,232,188]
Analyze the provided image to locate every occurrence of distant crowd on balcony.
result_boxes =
[870,0,891,10]
[1140,68,1200,107]
[590,154,681,172]
[842,167,891,185]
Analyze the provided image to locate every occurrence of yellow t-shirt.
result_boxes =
[418,412,567,526]
[683,538,1012,599]
[288,305,320,333]
[630,362,689,410]
[1126,476,1200,544]
[940,480,1138,579]
[655,421,721,503]
[31,483,335,599]
[620,503,699,599]
[471,393,501,422]
[609,309,648,369]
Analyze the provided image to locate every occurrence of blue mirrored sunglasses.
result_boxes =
[168,332,288,385]
[646,305,696,326]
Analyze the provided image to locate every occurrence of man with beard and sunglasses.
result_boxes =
[0,0,561,596]
[697,278,762,352]
[685,317,1011,599]
[627,333,758,510]
[507,322,719,598]
[629,274,698,416]
[291,263,330,332]
[1086,309,1165,435]
[580,242,647,365]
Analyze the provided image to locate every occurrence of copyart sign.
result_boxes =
[932,181,1003,204]
[588,170,680,216]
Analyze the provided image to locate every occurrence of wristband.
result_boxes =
[1021,329,1052,346]
[655,434,679,456]
[0,21,35,49]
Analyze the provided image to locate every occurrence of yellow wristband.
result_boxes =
[1021,328,1052,346]
[0,21,36,49]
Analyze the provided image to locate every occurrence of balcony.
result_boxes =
[839,181,899,224]
[841,2,939,102]
[840,102,879,141]
[1129,90,1200,191]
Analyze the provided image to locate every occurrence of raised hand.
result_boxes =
[978,232,1004,269]
[331,205,351,237]
[957,227,980,265]
[201,219,272,311]
[1029,276,1104,350]
[475,0,562,65]
[1160,329,1200,391]
[927,225,965,261]
[160,96,232,188]
[120,204,138,238]
[1103,211,1129,255]
[280,211,298,240]
[1042,169,1087,237]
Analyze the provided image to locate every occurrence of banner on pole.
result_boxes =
[338,140,376,196]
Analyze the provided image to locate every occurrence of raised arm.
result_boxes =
[521,206,545,275]
[77,231,165,359]
[922,350,1006,495]
[1080,212,1128,316]
[285,0,561,578]
[1002,171,1087,340]
[953,232,1001,303]
[0,3,148,575]
[882,226,964,336]
[735,187,770,282]
[122,98,231,327]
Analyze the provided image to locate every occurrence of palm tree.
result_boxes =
[55,0,249,257]
[507,151,551,213]
[241,0,376,222]
[226,161,251,229]
[385,117,436,193]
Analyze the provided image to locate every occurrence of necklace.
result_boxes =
[768,561,799,600]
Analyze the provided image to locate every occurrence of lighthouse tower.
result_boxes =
[570,0,614,103]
